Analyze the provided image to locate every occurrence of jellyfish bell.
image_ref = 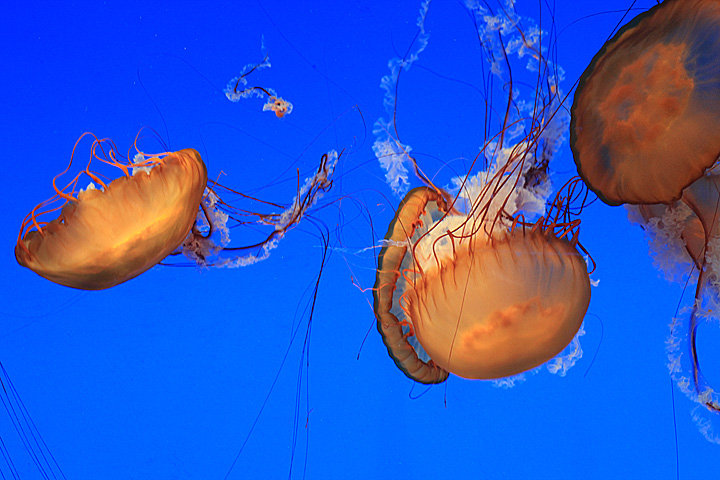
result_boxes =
[408,226,590,381]
[571,0,720,207]
[15,135,207,290]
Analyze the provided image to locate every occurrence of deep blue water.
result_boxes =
[1,1,718,478]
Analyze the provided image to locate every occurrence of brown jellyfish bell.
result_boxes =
[570,0,720,428]
[15,133,207,290]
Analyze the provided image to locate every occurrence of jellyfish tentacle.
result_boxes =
[677,175,720,412]
[687,267,720,413]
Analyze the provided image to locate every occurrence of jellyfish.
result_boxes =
[15,134,206,290]
[374,181,592,383]
[372,0,593,384]
[224,40,293,118]
[16,132,338,290]
[570,0,720,433]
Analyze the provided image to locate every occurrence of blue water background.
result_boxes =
[1,1,718,478]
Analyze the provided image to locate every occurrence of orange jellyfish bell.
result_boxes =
[571,0,720,207]
[374,182,592,384]
[16,135,207,290]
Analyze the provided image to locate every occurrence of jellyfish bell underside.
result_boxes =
[374,187,591,384]
[15,148,207,290]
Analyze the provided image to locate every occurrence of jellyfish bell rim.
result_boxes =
[16,148,208,290]
[374,186,451,384]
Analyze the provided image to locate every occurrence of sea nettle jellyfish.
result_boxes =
[570,0,720,438]
[372,0,592,384]
[16,132,338,290]
[224,42,293,118]
[374,180,592,384]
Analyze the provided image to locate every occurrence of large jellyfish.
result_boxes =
[374,181,592,383]
[16,132,338,290]
[570,0,720,436]
[372,0,592,384]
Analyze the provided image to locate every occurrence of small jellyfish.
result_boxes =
[224,47,293,117]
[262,93,292,118]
